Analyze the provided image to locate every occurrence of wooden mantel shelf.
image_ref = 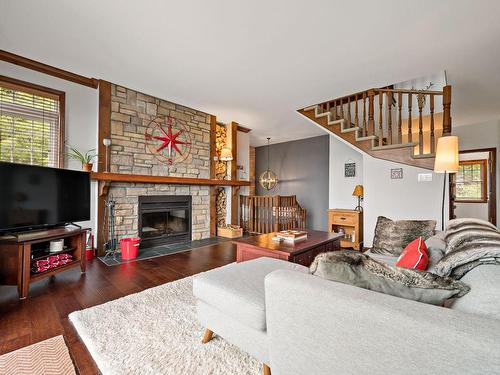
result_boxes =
[91,172,250,196]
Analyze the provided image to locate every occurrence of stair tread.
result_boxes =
[372,142,418,151]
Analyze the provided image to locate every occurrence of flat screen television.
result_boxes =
[0,162,90,233]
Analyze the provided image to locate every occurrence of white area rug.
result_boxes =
[69,273,260,374]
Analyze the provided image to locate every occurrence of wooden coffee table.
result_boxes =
[234,230,343,267]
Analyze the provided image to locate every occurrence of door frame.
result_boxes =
[449,147,496,225]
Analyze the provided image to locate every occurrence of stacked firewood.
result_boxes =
[215,124,227,179]
[216,187,227,227]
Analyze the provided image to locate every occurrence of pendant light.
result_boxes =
[259,137,278,190]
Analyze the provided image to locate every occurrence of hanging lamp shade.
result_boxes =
[259,137,279,190]
[259,170,279,190]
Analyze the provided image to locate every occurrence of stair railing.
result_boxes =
[315,85,452,156]
[239,195,307,234]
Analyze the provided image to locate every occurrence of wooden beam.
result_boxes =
[230,122,238,224]
[210,115,217,179]
[96,81,111,255]
[230,122,238,180]
[90,172,251,188]
[209,115,218,237]
[0,49,99,89]
[236,125,251,133]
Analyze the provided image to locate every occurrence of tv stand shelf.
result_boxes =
[0,226,88,299]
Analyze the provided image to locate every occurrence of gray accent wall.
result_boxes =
[256,135,329,230]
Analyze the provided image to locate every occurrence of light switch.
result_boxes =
[418,173,433,182]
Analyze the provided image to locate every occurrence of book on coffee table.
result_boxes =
[274,230,308,243]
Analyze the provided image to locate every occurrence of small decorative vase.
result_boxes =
[82,163,93,172]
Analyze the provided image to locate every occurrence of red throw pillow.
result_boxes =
[396,237,428,270]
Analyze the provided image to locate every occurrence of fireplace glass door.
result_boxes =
[141,209,189,239]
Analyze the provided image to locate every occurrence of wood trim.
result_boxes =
[0,50,99,89]
[91,171,251,187]
[59,93,66,168]
[230,121,238,180]
[209,115,218,236]
[209,115,217,179]
[96,81,111,255]
[236,125,251,133]
[98,80,111,173]
[230,122,238,224]
[0,75,66,168]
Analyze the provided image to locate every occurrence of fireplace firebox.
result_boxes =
[138,195,192,248]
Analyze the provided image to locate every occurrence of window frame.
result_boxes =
[455,159,488,203]
[0,75,65,168]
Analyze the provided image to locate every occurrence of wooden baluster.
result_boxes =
[417,92,424,155]
[442,85,452,134]
[362,92,367,137]
[387,92,392,145]
[368,89,375,136]
[378,92,383,146]
[407,93,413,143]
[430,94,435,154]
[397,92,403,144]
[347,96,351,128]
[340,100,344,119]
[354,95,359,130]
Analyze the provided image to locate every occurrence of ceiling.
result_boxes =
[1,0,500,146]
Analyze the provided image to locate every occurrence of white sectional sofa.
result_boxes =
[193,236,500,375]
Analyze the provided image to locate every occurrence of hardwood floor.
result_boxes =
[0,241,236,374]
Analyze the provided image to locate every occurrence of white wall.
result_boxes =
[363,157,445,246]
[329,135,363,209]
[0,61,99,234]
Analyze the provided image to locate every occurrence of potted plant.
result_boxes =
[66,146,97,172]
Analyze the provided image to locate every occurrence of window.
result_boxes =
[0,76,65,168]
[455,159,487,202]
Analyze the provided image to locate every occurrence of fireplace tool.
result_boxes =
[103,195,118,260]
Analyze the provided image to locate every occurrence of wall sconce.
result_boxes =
[103,138,111,172]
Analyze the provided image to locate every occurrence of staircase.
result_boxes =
[298,86,452,169]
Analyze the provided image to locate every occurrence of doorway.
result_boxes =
[449,148,496,225]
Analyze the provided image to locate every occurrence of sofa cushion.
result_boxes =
[447,265,500,320]
[396,237,429,270]
[371,216,436,256]
[193,257,308,331]
[310,250,469,306]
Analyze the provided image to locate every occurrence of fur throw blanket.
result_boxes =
[434,218,500,278]
[310,251,469,304]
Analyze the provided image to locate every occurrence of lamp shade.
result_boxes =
[219,147,233,161]
[352,185,364,197]
[434,136,459,173]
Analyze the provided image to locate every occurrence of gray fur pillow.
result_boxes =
[371,216,436,255]
[310,250,469,306]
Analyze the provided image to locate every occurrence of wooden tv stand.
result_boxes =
[0,226,88,299]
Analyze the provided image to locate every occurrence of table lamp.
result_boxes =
[220,147,233,179]
[352,185,364,212]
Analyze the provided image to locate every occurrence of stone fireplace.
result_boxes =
[108,84,211,243]
[138,195,192,248]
